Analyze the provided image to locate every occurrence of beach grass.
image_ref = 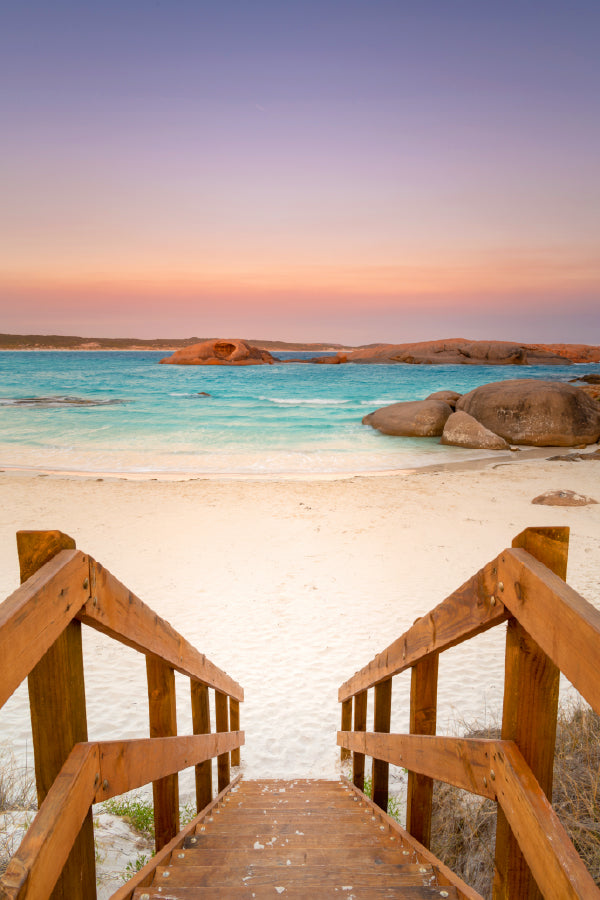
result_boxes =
[430,701,600,897]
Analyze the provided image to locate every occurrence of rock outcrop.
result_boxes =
[362,399,453,437]
[456,379,600,446]
[338,339,600,366]
[440,411,510,450]
[160,339,276,366]
[427,390,462,408]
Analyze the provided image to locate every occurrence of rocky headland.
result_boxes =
[312,339,600,366]
[363,379,600,449]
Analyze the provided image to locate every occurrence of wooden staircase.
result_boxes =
[131,779,458,899]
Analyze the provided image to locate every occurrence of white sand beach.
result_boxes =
[1,451,599,788]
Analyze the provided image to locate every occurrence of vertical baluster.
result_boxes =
[191,680,212,810]
[146,657,179,851]
[215,690,230,791]
[372,678,392,811]
[340,698,352,761]
[493,527,569,900]
[406,653,438,848]
[230,697,241,766]
[17,529,96,900]
[352,690,368,791]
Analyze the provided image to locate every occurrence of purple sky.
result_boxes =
[1,1,599,343]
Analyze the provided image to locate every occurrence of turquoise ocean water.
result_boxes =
[0,351,595,475]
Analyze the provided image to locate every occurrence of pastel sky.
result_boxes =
[1,1,599,344]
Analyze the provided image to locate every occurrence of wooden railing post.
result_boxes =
[215,690,230,791]
[340,698,352,761]
[493,526,569,900]
[352,690,368,791]
[17,530,96,900]
[372,679,392,811]
[146,656,179,851]
[406,653,439,848]
[230,697,241,767]
[191,681,212,810]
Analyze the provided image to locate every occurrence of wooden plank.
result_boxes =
[339,732,497,800]
[352,690,368,791]
[215,691,230,792]
[79,559,244,701]
[109,773,242,900]
[191,681,212,811]
[147,656,180,852]
[0,549,89,709]
[230,698,240,767]
[129,887,457,899]
[94,732,243,800]
[493,742,599,900]
[372,679,392,811]
[406,653,439,849]
[494,527,567,900]
[17,531,96,900]
[339,560,507,701]
[150,864,436,887]
[340,698,352,761]
[0,743,99,900]
[177,846,419,865]
[497,547,600,716]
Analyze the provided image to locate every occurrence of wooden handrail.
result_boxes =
[0,733,244,900]
[338,559,508,701]
[0,529,244,900]
[81,559,244,700]
[0,549,89,708]
[337,526,600,899]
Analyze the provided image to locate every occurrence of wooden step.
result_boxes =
[133,888,457,899]
[128,779,460,899]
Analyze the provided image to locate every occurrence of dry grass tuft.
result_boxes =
[0,745,35,877]
[430,703,600,898]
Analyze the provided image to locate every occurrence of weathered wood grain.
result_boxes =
[340,698,352,761]
[493,742,599,900]
[352,690,368,791]
[17,531,95,900]
[215,691,230,792]
[339,732,497,800]
[494,526,567,900]
[147,656,180,851]
[406,653,439,848]
[191,681,213,811]
[230,698,240,767]
[94,732,244,801]
[372,678,392,811]
[497,547,600,716]
[0,549,89,709]
[79,559,243,700]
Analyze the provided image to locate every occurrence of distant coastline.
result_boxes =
[0,333,352,353]
[1,333,599,365]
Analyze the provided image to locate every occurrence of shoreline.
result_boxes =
[0,444,588,483]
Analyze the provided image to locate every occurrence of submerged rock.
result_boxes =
[362,399,453,436]
[440,411,510,450]
[160,339,276,366]
[456,379,600,446]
